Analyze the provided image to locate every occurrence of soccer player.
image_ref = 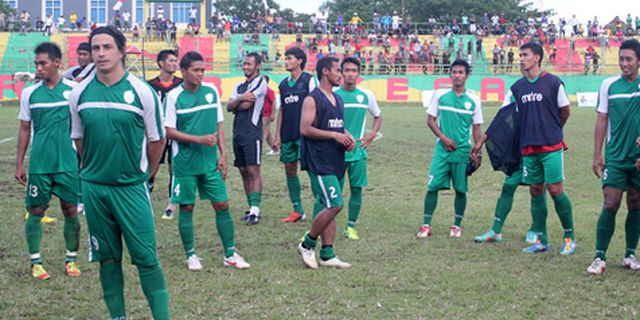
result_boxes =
[297,56,355,269]
[147,49,183,220]
[69,26,170,319]
[275,47,317,222]
[62,42,95,82]
[228,52,267,225]
[504,42,576,254]
[334,57,382,240]
[15,42,81,279]
[416,59,483,239]
[588,39,640,275]
[165,51,250,270]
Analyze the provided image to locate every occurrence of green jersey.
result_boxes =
[427,89,483,163]
[18,78,78,174]
[70,72,164,186]
[164,83,223,177]
[334,86,381,162]
[597,75,640,165]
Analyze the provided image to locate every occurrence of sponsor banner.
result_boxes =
[576,92,598,107]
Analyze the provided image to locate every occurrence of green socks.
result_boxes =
[178,209,196,258]
[247,192,261,208]
[422,191,438,225]
[625,210,640,258]
[63,215,80,263]
[347,187,362,228]
[100,261,126,319]
[25,213,43,265]
[453,191,467,227]
[320,245,336,261]
[491,184,517,234]
[286,175,304,214]
[302,233,317,250]
[595,209,616,261]
[552,192,574,240]
[215,207,236,258]
[531,194,549,245]
[137,264,170,320]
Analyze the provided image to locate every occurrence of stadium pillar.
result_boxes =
[201,0,206,32]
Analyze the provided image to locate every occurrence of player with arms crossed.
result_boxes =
[16,42,81,279]
[416,59,483,239]
[588,39,640,275]
[69,26,170,319]
[334,57,382,240]
[297,56,355,269]
[165,51,250,270]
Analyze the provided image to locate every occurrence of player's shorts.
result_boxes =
[83,181,158,266]
[602,162,640,191]
[280,140,301,163]
[308,171,344,209]
[171,170,229,204]
[262,102,274,118]
[342,158,368,188]
[25,171,79,207]
[233,138,261,167]
[159,139,172,164]
[427,151,468,193]
[522,149,564,185]
[503,162,525,186]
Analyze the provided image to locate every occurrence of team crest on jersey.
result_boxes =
[91,236,99,251]
[123,90,135,104]
[205,93,213,103]
[464,101,472,110]
[63,90,71,100]
[356,94,364,103]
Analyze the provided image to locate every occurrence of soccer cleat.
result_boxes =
[281,211,304,223]
[162,208,174,220]
[246,214,261,225]
[559,238,577,255]
[587,258,606,275]
[319,257,352,269]
[186,255,203,271]
[65,261,81,276]
[25,212,58,224]
[449,225,462,238]
[31,264,50,280]
[77,203,85,215]
[474,229,503,243]
[622,255,640,270]
[297,242,318,269]
[522,241,551,253]
[416,225,433,238]
[266,149,279,156]
[525,231,538,244]
[223,252,250,269]
[343,226,360,240]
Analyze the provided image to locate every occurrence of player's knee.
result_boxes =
[213,201,229,211]
[529,184,545,196]
[603,196,621,213]
[284,163,297,176]
[547,183,564,197]
[29,206,46,216]
[180,204,195,212]
[626,190,640,211]
[61,202,77,217]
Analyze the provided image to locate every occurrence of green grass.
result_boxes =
[0,100,639,319]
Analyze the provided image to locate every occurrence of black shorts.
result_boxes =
[159,140,172,164]
[233,138,261,167]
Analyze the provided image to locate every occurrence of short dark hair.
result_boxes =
[34,42,62,61]
[77,42,91,53]
[316,56,339,81]
[450,59,471,74]
[285,47,307,70]
[341,57,360,72]
[620,39,640,60]
[157,49,177,65]
[245,52,262,65]
[520,42,544,66]
[180,51,204,69]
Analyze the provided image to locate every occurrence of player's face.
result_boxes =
[324,61,342,87]
[182,60,205,87]
[34,53,60,83]
[619,49,640,79]
[341,62,359,86]
[77,50,91,67]
[159,54,178,74]
[450,65,468,87]
[519,48,538,72]
[242,56,260,78]
[91,34,124,74]
[285,54,301,72]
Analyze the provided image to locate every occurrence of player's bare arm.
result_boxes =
[273,103,283,151]
[427,114,456,151]
[593,111,608,178]
[147,138,166,180]
[360,115,382,149]
[166,127,217,146]
[300,96,354,150]
[227,92,256,112]
[560,104,570,126]
[15,120,31,186]
[217,126,228,179]
[471,123,483,168]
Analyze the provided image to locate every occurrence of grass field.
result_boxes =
[0,100,639,319]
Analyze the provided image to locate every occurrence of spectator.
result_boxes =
[113,10,121,30]
[19,10,30,34]
[122,9,131,31]
[592,51,600,74]
[43,14,53,36]
[189,5,198,26]
[156,5,164,20]
[0,11,5,32]
[69,12,77,31]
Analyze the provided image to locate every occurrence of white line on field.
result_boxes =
[0,137,14,144]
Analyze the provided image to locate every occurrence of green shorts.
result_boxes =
[522,149,564,185]
[171,170,228,204]
[503,162,525,186]
[343,158,368,188]
[427,151,468,192]
[83,181,158,266]
[308,171,344,209]
[602,162,640,191]
[25,171,79,207]
[280,140,301,163]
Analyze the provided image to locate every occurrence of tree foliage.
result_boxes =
[213,0,310,22]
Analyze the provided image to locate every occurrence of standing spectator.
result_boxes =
[0,11,5,32]
[584,51,591,75]
[391,11,401,34]
[122,10,131,32]
[592,51,600,74]
[189,6,198,26]
[57,15,65,32]
[43,14,53,36]
[113,10,121,30]
[69,12,77,31]
[156,5,164,20]
[461,14,469,34]
[19,10,30,34]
